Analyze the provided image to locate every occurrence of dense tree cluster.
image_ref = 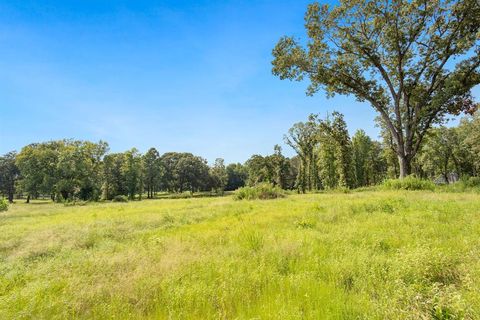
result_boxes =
[1,143,237,202]
[1,111,479,202]
[272,0,480,177]
[417,113,480,181]
[283,111,480,193]
[244,145,296,190]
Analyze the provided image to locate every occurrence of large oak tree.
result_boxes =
[272,0,480,177]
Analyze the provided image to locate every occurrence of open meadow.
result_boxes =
[1,191,479,319]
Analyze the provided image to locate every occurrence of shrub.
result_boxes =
[382,176,435,191]
[0,198,8,212]
[112,195,129,202]
[464,176,480,188]
[234,183,286,200]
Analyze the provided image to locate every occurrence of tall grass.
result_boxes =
[1,191,479,319]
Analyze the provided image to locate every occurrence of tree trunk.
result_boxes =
[26,194,30,203]
[443,159,450,184]
[398,154,411,179]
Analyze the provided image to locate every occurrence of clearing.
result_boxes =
[1,191,479,319]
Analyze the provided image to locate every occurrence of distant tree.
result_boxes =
[418,122,479,181]
[244,147,297,190]
[55,140,108,201]
[267,145,288,189]
[158,152,210,193]
[352,130,388,187]
[16,142,59,203]
[319,112,355,188]
[210,158,228,194]
[317,128,337,189]
[102,153,126,200]
[123,148,144,200]
[143,148,161,199]
[176,154,210,193]
[78,141,108,200]
[245,155,274,186]
[225,163,248,191]
[459,112,480,176]
[286,156,300,190]
[0,151,19,203]
[273,0,480,178]
[352,130,371,187]
[284,115,320,192]
[159,152,182,192]
[369,141,388,185]
[15,140,107,202]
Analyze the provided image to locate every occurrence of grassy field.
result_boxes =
[1,191,479,319]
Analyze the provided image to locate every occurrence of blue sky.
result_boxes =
[0,1,477,163]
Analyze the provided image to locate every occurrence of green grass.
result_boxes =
[1,191,479,319]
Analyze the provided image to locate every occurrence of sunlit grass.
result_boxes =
[0,191,479,319]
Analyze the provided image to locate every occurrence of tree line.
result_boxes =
[281,111,480,193]
[0,141,235,202]
[3,0,479,202]
[1,111,478,202]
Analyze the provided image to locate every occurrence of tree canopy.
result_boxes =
[272,0,480,177]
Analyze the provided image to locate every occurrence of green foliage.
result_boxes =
[272,0,480,177]
[225,163,248,191]
[209,158,228,194]
[286,112,359,191]
[436,177,480,193]
[318,112,355,189]
[5,112,480,204]
[245,146,295,190]
[123,148,144,200]
[143,148,161,199]
[0,198,8,212]
[382,177,435,191]
[0,151,19,203]
[419,127,461,181]
[464,176,480,188]
[352,130,387,187]
[233,183,286,200]
[112,195,129,202]
[16,140,108,202]
[159,152,210,193]
[285,114,320,192]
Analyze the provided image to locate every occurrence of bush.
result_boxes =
[112,195,129,202]
[464,176,480,188]
[437,176,480,193]
[234,183,286,200]
[0,198,8,212]
[382,176,435,191]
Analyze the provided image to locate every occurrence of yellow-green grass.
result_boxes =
[1,191,479,319]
